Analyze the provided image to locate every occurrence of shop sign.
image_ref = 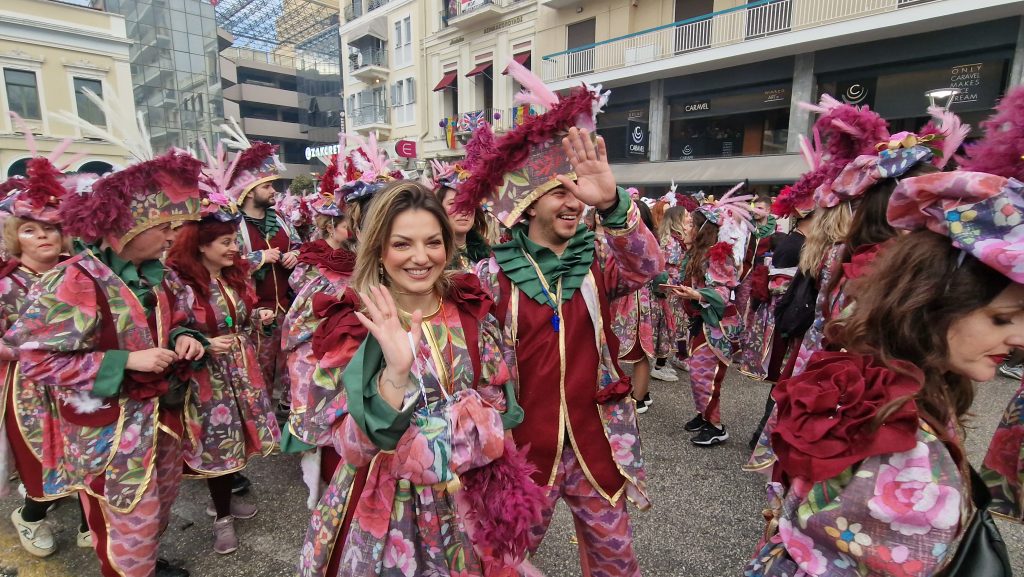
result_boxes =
[837,79,874,106]
[395,140,417,158]
[627,120,648,157]
[628,109,646,120]
[681,100,711,114]
[763,88,787,104]
[305,143,340,161]
[949,63,982,104]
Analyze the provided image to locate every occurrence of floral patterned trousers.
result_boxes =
[80,426,183,577]
[4,382,44,499]
[529,447,641,577]
[688,333,728,425]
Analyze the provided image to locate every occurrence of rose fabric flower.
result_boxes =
[772,351,923,484]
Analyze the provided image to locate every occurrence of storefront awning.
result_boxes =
[502,52,531,75]
[465,61,492,78]
[610,154,808,186]
[433,71,458,92]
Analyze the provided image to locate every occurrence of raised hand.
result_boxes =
[557,127,618,210]
[354,284,421,383]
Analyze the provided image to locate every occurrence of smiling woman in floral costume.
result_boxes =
[746,170,1022,577]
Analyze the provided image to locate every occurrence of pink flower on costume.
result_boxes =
[395,430,439,485]
[778,517,827,574]
[383,529,417,577]
[210,405,233,426]
[868,441,961,536]
[608,433,637,464]
[54,267,98,315]
[120,423,142,453]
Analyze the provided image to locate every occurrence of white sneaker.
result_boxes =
[658,366,678,379]
[650,367,677,381]
[10,507,56,558]
[77,529,93,548]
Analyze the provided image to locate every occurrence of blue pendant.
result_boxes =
[551,313,560,333]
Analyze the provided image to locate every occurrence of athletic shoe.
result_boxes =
[999,363,1024,381]
[206,500,258,520]
[650,366,677,381]
[642,392,653,406]
[634,397,648,414]
[683,413,707,432]
[77,529,92,548]
[691,424,729,446]
[231,473,251,496]
[213,517,238,555]
[10,507,56,558]
[156,558,189,577]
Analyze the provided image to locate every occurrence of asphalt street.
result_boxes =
[2,369,1022,577]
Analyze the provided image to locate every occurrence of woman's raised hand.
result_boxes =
[354,285,423,379]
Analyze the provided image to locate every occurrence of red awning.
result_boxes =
[465,61,492,78]
[502,52,531,75]
[433,71,458,91]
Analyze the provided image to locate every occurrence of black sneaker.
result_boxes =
[230,473,251,496]
[691,424,729,446]
[634,397,648,414]
[683,414,707,432]
[156,558,189,577]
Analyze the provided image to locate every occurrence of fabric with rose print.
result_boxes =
[299,285,523,577]
[4,252,199,511]
[182,279,279,476]
[282,251,354,448]
[746,426,968,577]
[981,378,1024,521]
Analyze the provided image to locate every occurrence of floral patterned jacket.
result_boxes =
[5,251,198,511]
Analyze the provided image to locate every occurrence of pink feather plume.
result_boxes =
[507,58,559,111]
[958,86,1024,181]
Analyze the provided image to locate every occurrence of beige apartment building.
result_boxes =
[534,0,1024,195]
[0,0,136,178]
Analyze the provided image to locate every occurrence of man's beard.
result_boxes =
[254,195,275,210]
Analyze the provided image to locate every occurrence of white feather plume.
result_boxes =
[49,88,154,162]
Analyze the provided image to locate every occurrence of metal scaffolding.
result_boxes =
[215,0,340,57]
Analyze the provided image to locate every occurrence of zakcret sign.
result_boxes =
[305,144,341,160]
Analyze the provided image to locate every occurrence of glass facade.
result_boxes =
[668,84,790,160]
[99,0,223,152]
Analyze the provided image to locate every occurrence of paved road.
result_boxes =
[3,369,1022,577]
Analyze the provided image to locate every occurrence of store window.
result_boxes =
[598,104,649,163]
[73,77,105,126]
[668,85,790,160]
[4,69,40,120]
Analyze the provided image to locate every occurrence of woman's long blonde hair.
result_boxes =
[659,206,687,245]
[351,181,456,298]
[798,204,853,279]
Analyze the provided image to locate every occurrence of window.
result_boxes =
[394,16,412,68]
[566,18,596,76]
[4,69,40,120]
[392,77,416,125]
[74,78,105,126]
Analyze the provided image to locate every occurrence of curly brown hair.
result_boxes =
[827,230,1010,462]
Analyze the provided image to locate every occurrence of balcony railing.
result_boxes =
[344,0,391,22]
[441,0,529,25]
[541,0,940,82]
[350,104,389,127]
[349,49,388,72]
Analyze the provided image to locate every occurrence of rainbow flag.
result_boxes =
[445,116,458,149]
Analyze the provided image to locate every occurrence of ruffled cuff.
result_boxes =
[598,187,632,230]
[343,336,417,451]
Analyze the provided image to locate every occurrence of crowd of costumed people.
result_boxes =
[0,59,1021,577]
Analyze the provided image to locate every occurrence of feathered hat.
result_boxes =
[455,59,609,228]
[197,139,242,223]
[772,94,890,218]
[52,89,203,246]
[1,113,92,226]
[312,133,346,218]
[820,107,970,208]
[220,117,285,205]
[339,131,404,205]
[958,86,1024,182]
[696,183,755,286]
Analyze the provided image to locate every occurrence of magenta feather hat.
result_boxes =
[959,86,1024,182]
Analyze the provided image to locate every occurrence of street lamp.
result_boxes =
[925,88,960,110]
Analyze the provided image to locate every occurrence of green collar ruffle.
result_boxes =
[244,207,281,239]
[493,224,595,305]
[88,242,165,312]
[756,216,777,239]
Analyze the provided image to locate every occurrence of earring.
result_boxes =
[378,262,385,283]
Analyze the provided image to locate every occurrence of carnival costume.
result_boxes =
[747,169,1021,577]
[960,86,1024,522]
[221,119,301,401]
[456,59,663,577]
[6,94,207,577]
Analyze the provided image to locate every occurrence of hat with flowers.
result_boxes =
[219,117,285,206]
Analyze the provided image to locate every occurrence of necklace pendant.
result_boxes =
[551,313,560,333]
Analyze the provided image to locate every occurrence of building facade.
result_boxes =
[0,0,135,177]
[100,0,224,153]
[535,0,1024,195]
